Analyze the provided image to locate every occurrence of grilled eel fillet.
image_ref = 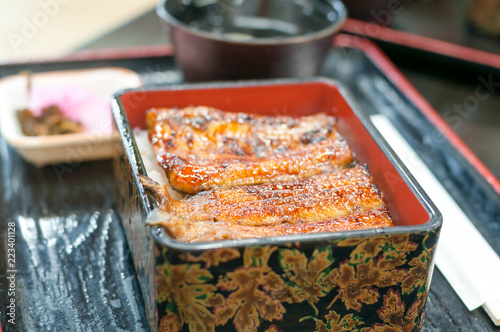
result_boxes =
[140,165,393,241]
[147,107,354,194]
[148,208,393,243]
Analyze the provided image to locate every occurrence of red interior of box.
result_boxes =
[121,82,430,227]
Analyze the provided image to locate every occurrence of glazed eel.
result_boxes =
[140,165,393,241]
[147,107,354,194]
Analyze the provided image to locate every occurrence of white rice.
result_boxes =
[133,128,185,200]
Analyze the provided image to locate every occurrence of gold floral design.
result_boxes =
[264,324,283,332]
[329,261,380,311]
[158,312,181,332]
[214,246,287,332]
[279,247,336,314]
[344,235,417,268]
[329,236,417,311]
[302,310,364,332]
[401,236,434,299]
[183,248,241,268]
[152,233,438,331]
[361,289,424,332]
[156,260,224,332]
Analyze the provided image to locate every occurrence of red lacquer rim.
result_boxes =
[334,33,500,195]
[343,19,500,69]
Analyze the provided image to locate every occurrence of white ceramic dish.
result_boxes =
[0,67,142,166]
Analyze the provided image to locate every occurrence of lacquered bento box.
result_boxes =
[111,78,442,332]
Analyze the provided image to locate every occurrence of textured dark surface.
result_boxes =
[0,47,499,331]
[0,151,150,331]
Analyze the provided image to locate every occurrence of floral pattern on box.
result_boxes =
[154,233,437,332]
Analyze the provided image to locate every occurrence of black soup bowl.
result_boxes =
[157,0,347,82]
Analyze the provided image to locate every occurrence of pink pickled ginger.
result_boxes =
[28,84,112,134]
